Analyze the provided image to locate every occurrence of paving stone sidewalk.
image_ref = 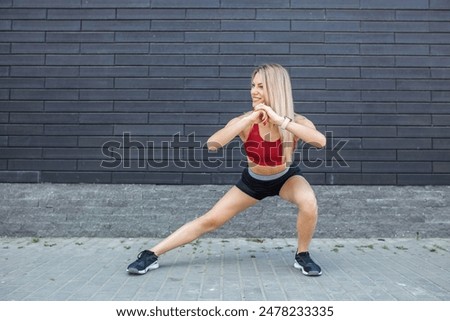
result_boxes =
[1,237,448,301]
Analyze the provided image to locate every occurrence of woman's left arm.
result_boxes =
[287,115,326,148]
[254,104,326,148]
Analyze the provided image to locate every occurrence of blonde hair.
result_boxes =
[252,64,295,164]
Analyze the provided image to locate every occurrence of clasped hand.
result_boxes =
[251,104,284,126]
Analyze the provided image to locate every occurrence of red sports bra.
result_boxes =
[244,124,283,166]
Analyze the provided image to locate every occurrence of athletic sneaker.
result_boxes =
[127,250,159,274]
[294,251,322,276]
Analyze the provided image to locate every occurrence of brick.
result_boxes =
[397,80,450,91]
[222,20,289,31]
[8,136,77,147]
[0,55,44,65]
[399,150,450,161]
[46,78,113,89]
[398,127,450,138]
[431,45,450,55]
[149,66,218,77]
[0,44,10,54]
[116,54,184,65]
[326,102,395,114]
[12,20,80,31]
[82,20,150,31]
[0,31,45,43]
[362,90,430,102]
[0,78,44,88]
[256,55,324,67]
[185,55,255,66]
[326,173,396,185]
[0,101,43,112]
[363,162,431,173]
[0,9,46,19]
[80,66,147,77]
[221,0,288,8]
[185,32,254,43]
[296,89,360,102]
[150,89,219,101]
[41,171,111,183]
[398,174,450,185]
[150,43,219,54]
[81,43,149,54]
[112,172,181,184]
[363,138,431,150]
[291,67,360,78]
[432,91,450,102]
[11,89,78,101]
[43,148,106,159]
[45,101,113,112]
[362,114,431,126]
[115,78,183,89]
[0,148,41,158]
[8,160,76,171]
[117,8,185,19]
[10,113,78,124]
[12,43,79,54]
[291,44,359,55]
[258,8,324,20]
[434,162,450,173]
[361,44,429,55]
[188,9,254,19]
[47,9,115,19]
[327,126,397,138]
[255,32,323,43]
[14,0,82,8]
[80,0,150,8]
[79,89,148,100]
[45,125,113,135]
[46,32,114,43]
[433,139,450,149]
[0,20,11,30]
[326,9,395,21]
[11,66,78,77]
[361,67,429,79]
[396,33,450,44]
[326,32,394,43]
[362,21,428,32]
[0,171,39,183]
[292,20,359,32]
[79,113,148,124]
[221,43,289,54]
[360,0,429,9]
[432,115,450,126]
[151,0,219,8]
[46,54,114,66]
[114,125,183,136]
[152,20,220,31]
[327,79,395,90]
[326,55,395,67]
[430,0,450,9]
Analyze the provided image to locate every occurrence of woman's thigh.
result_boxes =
[278,175,317,208]
[200,186,259,227]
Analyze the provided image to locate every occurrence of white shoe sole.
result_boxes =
[294,261,322,276]
[127,261,159,274]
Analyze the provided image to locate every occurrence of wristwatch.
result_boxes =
[280,116,292,130]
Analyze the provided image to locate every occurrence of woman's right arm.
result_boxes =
[207,110,266,151]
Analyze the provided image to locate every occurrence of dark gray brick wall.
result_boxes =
[0,1,449,185]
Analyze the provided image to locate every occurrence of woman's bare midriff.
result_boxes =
[247,161,288,175]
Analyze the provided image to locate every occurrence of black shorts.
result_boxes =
[235,166,303,200]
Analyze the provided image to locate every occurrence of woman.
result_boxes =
[127,64,326,276]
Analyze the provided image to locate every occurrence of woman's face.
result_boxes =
[251,72,266,107]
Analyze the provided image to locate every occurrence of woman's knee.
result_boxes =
[196,212,224,233]
[296,192,318,216]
